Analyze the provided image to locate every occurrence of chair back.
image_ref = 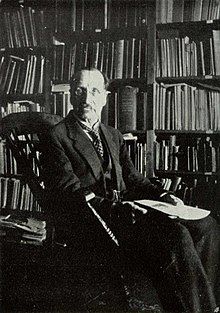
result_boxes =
[0,112,63,212]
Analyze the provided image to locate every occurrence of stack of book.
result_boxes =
[1,100,44,118]
[0,214,46,244]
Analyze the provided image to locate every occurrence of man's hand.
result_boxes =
[121,201,148,214]
[160,193,184,206]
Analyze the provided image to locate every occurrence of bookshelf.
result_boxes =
[0,1,55,228]
[0,0,219,310]
[0,0,54,118]
[0,0,219,214]
[154,0,220,217]
[0,137,42,214]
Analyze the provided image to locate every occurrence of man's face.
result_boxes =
[72,70,107,123]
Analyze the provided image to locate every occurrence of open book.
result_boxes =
[134,200,210,220]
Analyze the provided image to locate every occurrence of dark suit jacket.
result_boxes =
[41,111,219,313]
[42,110,164,220]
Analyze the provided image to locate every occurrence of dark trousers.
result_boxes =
[120,212,220,313]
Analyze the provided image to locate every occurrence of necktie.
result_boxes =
[80,123,104,157]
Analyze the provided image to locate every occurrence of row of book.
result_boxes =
[0,176,41,212]
[125,135,149,178]
[160,175,219,209]
[0,5,53,48]
[0,140,17,175]
[51,91,72,118]
[156,0,220,24]
[154,135,220,172]
[1,100,45,118]
[55,0,148,33]
[153,83,220,130]
[156,31,220,77]
[52,38,148,82]
[102,86,148,133]
[160,176,182,192]
[0,53,46,94]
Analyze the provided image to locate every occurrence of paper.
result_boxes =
[134,200,210,220]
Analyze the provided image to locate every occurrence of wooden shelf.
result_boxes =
[0,93,46,102]
[156,76,220,87]
[157,19,220,32]
[155,170,219,177]
[0,46,49,54]
[109,78,148,90]
[0,173,23,179]
[54,25,148,43]
[53,78,149,91]
[155,130,220,136]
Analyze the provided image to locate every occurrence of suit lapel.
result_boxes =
[100,124,122,189]
[65,112,103,179]
[100,124,118,161]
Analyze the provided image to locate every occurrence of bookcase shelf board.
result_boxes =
[0,0,218,222]
[109,78,149,91]
[155,170,219,177]
[157,20,220,32]
[0,93,46,102]
[54,26,149,43]
[155,130,220,136]
[156,76,220,84]
[0,173,23,179]
[52,78,149,90]
[0,46,50,54]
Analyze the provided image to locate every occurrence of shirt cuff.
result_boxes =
[85,192,96,202]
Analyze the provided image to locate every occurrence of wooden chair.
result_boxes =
[0,112,70,311]
[0,112,63,214]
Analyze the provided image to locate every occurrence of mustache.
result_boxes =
[74,103,96,113]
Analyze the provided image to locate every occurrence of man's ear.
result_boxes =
[70,94,74,106]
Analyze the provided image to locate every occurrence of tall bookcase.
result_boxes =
[0,0,55,117]
[0,0,220,218]
[0,0,56,218]
[154,0,220,219]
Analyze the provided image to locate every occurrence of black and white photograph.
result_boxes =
[0,1,220,312]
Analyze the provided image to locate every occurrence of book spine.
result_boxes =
[212,30,220,75]
[118,86,138,133]
[114,39,124,79]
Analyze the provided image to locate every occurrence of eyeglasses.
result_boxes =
[73,87,110,97]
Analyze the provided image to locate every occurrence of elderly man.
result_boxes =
[42,67,219,313]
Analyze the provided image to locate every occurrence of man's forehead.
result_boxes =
[77,70,105,87]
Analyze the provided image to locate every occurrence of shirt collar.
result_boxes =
[73,113,100,131]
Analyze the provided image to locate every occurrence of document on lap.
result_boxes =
[134,200,210,220]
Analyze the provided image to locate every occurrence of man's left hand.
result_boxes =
[160,193,184,206]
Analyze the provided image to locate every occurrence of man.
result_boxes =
[42,67,219,313]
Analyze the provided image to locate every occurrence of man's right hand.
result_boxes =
[121,201,148,214]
